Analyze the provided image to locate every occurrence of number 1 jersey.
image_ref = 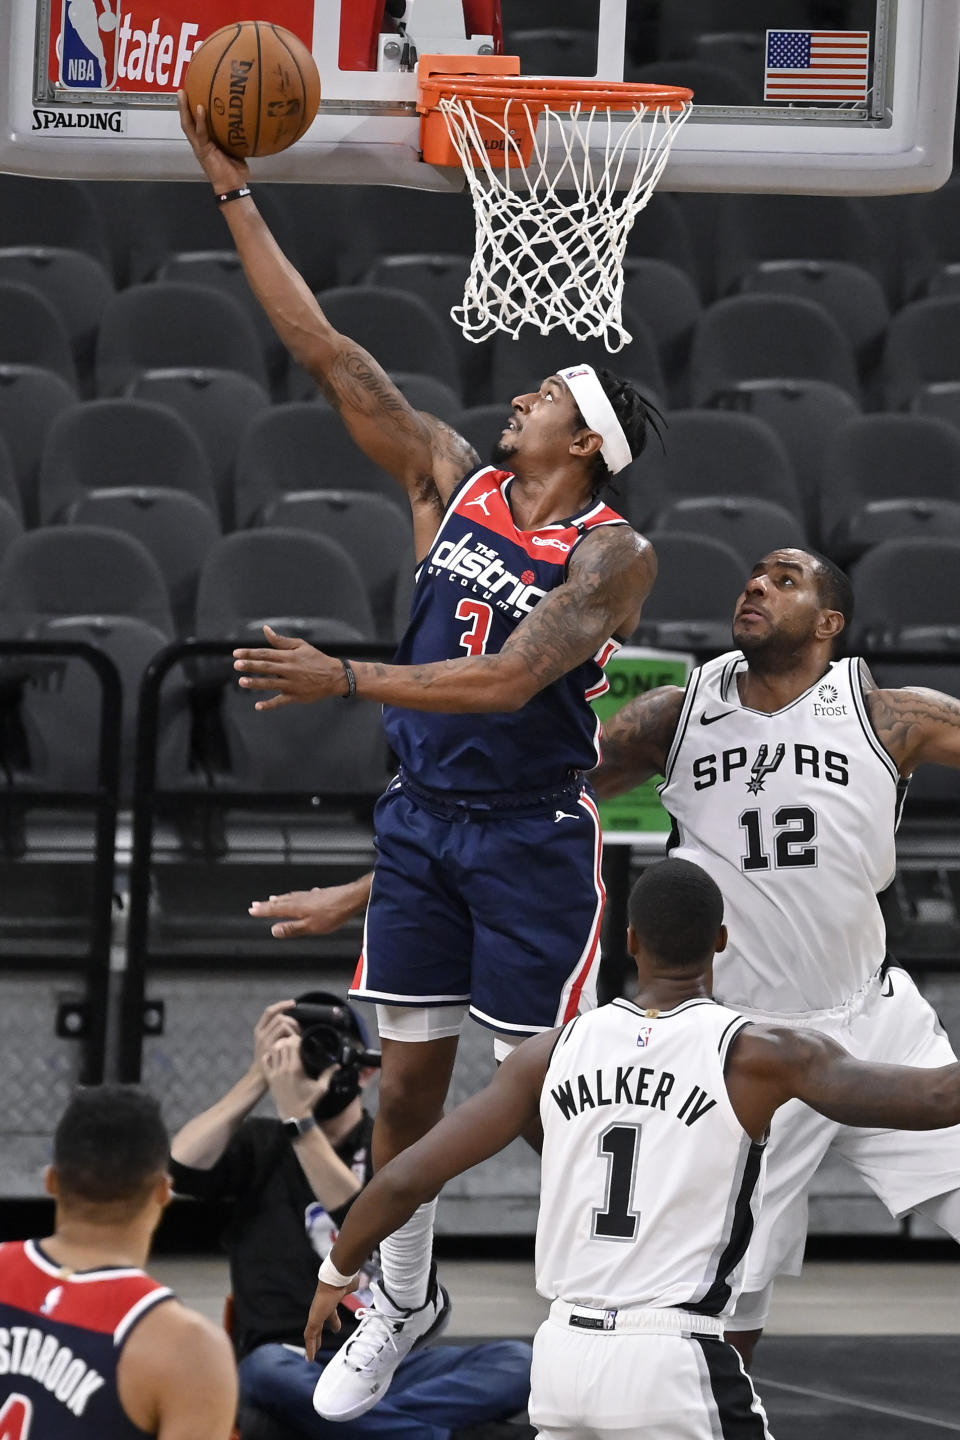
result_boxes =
[384,466,630,793]
[537,998,763,1319]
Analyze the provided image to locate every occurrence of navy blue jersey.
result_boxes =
[0,1240,173,1438]
[385,466,630,793]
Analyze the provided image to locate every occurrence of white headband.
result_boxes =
[558,364,633,476]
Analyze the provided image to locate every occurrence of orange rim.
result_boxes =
[419,75,694,114]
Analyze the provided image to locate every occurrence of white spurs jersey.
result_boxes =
[536,998,764,1320]
[659,652,904,1015]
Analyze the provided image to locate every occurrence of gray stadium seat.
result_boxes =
[38,398,216,524]
[19,615,178,800]
[0,526,174,635]
[0,365,76,524]
[195,529,375,641]
[850,538,960,653]
[260,491,414,642]
[156,250,288,396]
[654,496,807,568]
[882,297,960,410]
[820,415,960,563]
[0,175,112,275]
[0,282,76,390]
[64,489,221,637]
[233,404,402,527]
[218,680,390,796]
[912,381,960,434]
[95,282,269,396]
[689,294,860,406]
[630,532,744,652]
[659,410,803,517]
[707,379,861,541]
[0,247,113,394]
[0,498,23,566]
[312,286,462,390]
[622,259,702,406]
[125,367,271,529]
[336,189,478,286]
[711,194,878,298]
[737,260,889,385]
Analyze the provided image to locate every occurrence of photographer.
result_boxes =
[169,993,532,1440]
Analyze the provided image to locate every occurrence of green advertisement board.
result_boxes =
[590,646,693,843]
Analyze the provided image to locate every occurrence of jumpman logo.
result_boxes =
[554,810,579,823]
[466,489,497,516]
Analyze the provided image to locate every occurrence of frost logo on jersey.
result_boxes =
[430,532,547,616]
[745,742,786,795]
[636,1025,654,1048]
[814,682,848,717]
[39,1285,63,1316]
[60,0,119,88]
[466,490,497,516]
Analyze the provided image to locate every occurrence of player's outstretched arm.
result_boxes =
[119,1302,238,1439]
[591,685,685,798]
[234,527,657,713]
[249,873,374,937]
[727,1025,960,1142]
[303,1030,556,1358]
[866,684,960,774]
[177,94,478,514]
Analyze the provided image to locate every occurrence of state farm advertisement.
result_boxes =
[49,0,314,94]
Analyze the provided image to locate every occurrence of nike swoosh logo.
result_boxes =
[700,711,736,725]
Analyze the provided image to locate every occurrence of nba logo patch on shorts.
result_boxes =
[59,0,118,89]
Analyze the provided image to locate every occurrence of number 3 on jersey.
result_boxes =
[455,599,493,657]
[0,1396,33,1440]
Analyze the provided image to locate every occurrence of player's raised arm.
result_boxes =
[726,1024,960,1143]
[591,685,686,798]
[234,525,657,713]
[866,684,960,774]
[303,1031,556,1358]
[177,93,478,512]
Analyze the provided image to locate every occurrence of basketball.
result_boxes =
[183,21,321,160]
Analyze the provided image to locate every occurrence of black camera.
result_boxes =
[288,1001,381,1081]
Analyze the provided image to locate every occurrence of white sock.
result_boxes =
[378,1198,437,1311]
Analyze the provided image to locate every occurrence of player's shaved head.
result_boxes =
[628,858,724,970]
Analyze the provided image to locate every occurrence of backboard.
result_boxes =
[0,0,957,193]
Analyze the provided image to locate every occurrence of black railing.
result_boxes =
[119,638,393,1082]
[0,640,122,1085]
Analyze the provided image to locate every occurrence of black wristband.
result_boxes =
[215,186,252,206]
[340,659,357,699]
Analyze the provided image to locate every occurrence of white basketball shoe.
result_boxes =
[312,1272,452,1421]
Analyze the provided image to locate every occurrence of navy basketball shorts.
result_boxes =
[350,777,606,1038]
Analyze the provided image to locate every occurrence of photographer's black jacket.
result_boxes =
[170,1110,374,1359]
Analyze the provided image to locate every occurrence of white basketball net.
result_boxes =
[439,95,693,351]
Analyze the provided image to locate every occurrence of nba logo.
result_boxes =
[59,0,119,89]
[636,1026,654,1049]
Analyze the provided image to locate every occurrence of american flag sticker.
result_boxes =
[764,30,870,104]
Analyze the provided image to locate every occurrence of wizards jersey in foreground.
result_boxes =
[0,1239,173,1437]
[536,999,763,1320]
[660,652,903,1015]
[384,466,629,793]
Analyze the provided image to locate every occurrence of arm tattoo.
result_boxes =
[597,686,685,789]
[315,344,477,510]
[866,685,960,771]
[500,526,656,690]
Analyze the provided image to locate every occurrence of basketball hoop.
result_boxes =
[418,59,694,351]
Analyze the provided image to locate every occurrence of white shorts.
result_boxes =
[530,1306,772,1440]
[740,965,960,1296]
